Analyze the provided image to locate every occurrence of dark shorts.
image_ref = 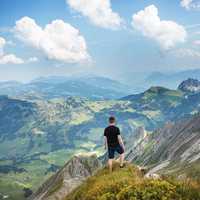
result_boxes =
[108,144,124,159]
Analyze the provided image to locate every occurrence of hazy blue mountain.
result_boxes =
[145,69,200,89]
[0,76,132,100]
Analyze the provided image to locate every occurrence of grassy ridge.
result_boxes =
[66,163,200,200]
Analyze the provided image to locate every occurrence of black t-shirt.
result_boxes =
[104,125,120,147]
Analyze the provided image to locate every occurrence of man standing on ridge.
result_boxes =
[104,116,125,172]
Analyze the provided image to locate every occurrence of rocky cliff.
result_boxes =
[126,114,200,181]
[30,153,101,200]
[178,78,200,93]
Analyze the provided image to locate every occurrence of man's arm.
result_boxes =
[118,135,125,150]
[104,136,108,150]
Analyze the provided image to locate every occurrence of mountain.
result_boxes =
[29,114,200,200]
[125,114,200,183]
[145,69,200,89]
[1,79,200,199]
[178,78,200,93]
[41,162,200,200]
[30,154,101,200]
[0,76,132,100]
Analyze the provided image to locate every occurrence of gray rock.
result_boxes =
[30,153,102,200]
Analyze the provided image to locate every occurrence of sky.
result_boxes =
[0,0,200,83]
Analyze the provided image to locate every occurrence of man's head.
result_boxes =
[109,116,116,124]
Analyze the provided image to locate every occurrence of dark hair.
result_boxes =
[109,116,115,124]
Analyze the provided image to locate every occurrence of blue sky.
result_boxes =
[0,0,200,83]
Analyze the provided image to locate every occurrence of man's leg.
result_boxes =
[119,153,125,167]
[117,145,125,167]
[108,147,114,172]
[108,159,113,172]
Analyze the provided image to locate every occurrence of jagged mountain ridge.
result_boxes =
[30,154,101,200]
[126,113,200,181]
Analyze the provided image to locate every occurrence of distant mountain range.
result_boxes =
[0,76,132,100]
[1,78,200,199]
[1,69,200,100]
[145,69,200,89]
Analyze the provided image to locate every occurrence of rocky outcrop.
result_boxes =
[178,78,200,93]
[30,153,101,200]
[126,115,200,175]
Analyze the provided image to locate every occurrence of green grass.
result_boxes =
[65,163,200,200]
[86,128,104,142]
[40,149,74,166]
[0,137,30,158]
[163,162,200,185]
[0,159,54,200]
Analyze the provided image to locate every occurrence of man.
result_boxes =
[104,116,125,172]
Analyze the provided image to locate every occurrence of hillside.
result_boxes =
[126,113,200,183]
[32,115,200,200]
[1,79,200,199]
[30,113,200,200]
[65,163,200,200]
[30,154,101,200]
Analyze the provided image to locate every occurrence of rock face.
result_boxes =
[126,115,200,177]
[30,154,102,200]
[178,78,200,93]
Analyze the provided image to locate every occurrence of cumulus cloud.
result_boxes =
[181,0,193,9]
[174,48,200,58]
[66,0,123,29]
[0,54,24,64]
[15,17,43,48]
[180,0,200,10]
[14,17,90,63]
[131,5,187,50]
[0,36,24,64]
[28,57,38,63]
[0,37,6,56]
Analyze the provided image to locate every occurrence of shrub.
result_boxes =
[65,164,200,200]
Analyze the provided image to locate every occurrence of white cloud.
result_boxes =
[14,17,90,63]
[0,36,24,64]
[0,54,24,64]
[181,0,193,9]
[174,48,200,58]
[28,57,38,63]
[15,17,43,48]
[66,0,123,29]
[131,5,187,50]
[0,37,6,56]
[180,0,200,10]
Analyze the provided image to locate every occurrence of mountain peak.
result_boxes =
[146,86,169,93]
[178,78,200,93]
